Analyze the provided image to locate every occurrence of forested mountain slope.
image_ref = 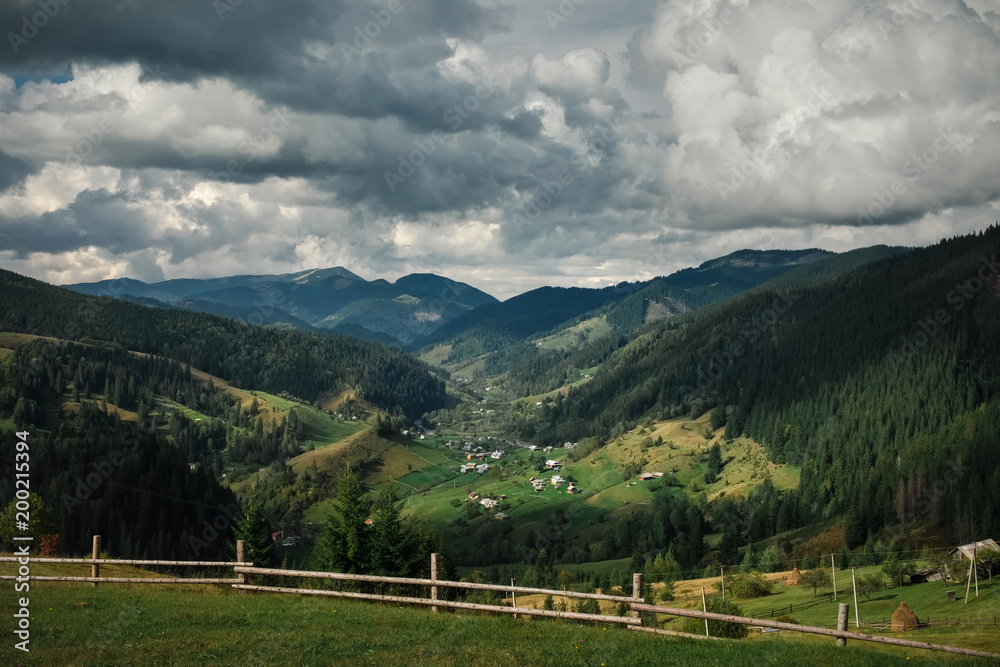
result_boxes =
[538,227,1000,544]
[1,268,446,418]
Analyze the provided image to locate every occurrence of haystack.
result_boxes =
[891,601,918,632]
[785,567,803,586]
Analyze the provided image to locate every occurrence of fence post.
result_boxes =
[632,573,643,626]
[431,553,439,613]
[836,603,849,646]
[91,535,101,587]
[236,539,246,595]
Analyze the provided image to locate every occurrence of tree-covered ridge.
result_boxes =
[0,268,446,418]
[0,340,238,558]
[537,226,1000,543]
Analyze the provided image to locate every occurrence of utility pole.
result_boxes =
[974,546,979,599]
[831,553,837,601]
[852,567,860,628]
[965,548,975,604]
[721,566,725,603]
[701,586,709,637]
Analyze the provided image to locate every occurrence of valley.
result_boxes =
[1,230,999,656]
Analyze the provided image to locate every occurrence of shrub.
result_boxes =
[681,597,748,638]
[774,615,799,625]
[730,570,772,599]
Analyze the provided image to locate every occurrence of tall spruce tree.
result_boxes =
[311,467,371,573]
[369,481,420,577]
[232,502,276,569]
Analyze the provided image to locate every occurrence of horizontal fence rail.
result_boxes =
[631,603,1000,659]
[1,576,238,584]
[0,557,247,567]
[232,583,642,625]
[232,566,637,603]
[0,537,251,588]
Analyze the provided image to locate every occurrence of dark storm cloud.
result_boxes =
[0,0,512,113]
[0,148,32,191]
[0,188,157,256]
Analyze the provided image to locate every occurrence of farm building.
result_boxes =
[495,512,510,521]
[545,460,560,469]
[467,492,479,500]
[460,463,476,474]
[476,463,490,474]
[948,539,1000,563]
[480,498,498,509]
[551,475,566,485]
[909,568,943,584]
[567,485,581,495]
[528,445,539,451]
[491,450,503,459]
[637,472,658,481]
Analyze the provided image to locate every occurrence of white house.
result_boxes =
[490,450,503,459]
[551,475,565,485]
[480,497,498,509]
[545,460,560,469]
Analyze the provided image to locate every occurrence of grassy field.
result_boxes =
[0,577,975,666]
[652,565,1000,657]
[532,315,612,351]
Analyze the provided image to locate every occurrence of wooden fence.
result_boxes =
[230,564,645,627]
[0,536,252,586]
[3,537,997,659]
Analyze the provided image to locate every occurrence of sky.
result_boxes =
[0,0,998,300]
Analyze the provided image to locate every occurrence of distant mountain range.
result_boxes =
[64,248,883,353]
[66,268,498,346]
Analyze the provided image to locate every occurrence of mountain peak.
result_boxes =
[281,267,365,283]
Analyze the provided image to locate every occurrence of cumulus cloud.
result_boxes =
[0,0,998,299]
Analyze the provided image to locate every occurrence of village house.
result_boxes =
[467,492,479,500]
[545,459,560,469]
[494,512,510,521]
[476,463,490,474]
[567,485,581,495]
[480,498,498,509]
[460,463,476,474]
[551,475,565,485]
[528,445,539,451]
[490,450,503,459]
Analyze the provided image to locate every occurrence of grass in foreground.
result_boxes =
[1,582,992,666]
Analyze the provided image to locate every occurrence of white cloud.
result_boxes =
[1,0,998,297]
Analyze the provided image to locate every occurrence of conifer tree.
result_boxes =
[311,467,371,573]
[232,502,275,569]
